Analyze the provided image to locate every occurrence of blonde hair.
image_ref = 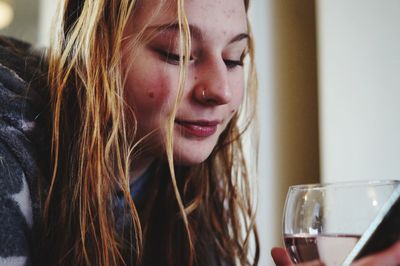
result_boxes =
[44,0,259,265]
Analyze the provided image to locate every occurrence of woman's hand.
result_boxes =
[271,242,400,266]
[271,247,324,266]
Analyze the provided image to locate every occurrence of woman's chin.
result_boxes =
[169,133,219,166]
[173,146,214,166]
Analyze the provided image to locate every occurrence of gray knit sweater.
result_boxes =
[0,37,49,266]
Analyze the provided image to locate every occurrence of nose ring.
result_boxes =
[202,88,207,100]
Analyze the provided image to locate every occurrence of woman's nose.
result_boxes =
[193,60,232,106]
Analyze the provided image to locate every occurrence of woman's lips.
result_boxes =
[175,120,219,138]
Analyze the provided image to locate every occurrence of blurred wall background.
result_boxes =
[316,0,400,183]
[0,0,39,43]
[249,1,320,264]
[1,0,399,265]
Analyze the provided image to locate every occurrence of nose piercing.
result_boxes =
[202,88,207,100]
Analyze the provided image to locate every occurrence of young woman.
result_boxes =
[1,0,399,265]
[0,0,259,265]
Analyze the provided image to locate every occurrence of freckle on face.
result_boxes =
[148,92,155,98]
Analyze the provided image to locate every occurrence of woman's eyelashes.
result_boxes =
[224,59,243,69]
[155,48,191,65]
[154,47,244,70]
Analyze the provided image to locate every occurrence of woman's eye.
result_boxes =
[155,48,193,65]
[224,59,243,69]
[156,49,181,65]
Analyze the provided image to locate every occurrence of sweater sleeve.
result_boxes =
[0,37,49,266]
[0,140,32,265]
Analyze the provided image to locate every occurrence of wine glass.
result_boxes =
[283,180,400,266]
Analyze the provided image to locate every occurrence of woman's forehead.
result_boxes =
[133,0,246,21]
[131,0,247,35]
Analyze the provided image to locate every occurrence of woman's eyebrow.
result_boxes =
[229,33,249,44]
[147,23,248,44]
[147,23,203,40]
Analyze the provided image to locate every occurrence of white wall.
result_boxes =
[317,0,400,183]
[250,1,320,265]
[249,2,279,265]
[38,0,57,46]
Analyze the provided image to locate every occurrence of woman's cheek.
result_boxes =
[230,78,245,112]
[143,77,169,109]
[129,70,173,114]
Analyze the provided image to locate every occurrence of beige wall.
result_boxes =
[254,1,400,263]
[38,0,57,46]
[317,0,400,183]
[250,1,320,265]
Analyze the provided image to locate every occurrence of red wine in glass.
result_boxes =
[284,234,360,265]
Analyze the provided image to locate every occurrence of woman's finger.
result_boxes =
[271,247,293,265]
[271,247,325,266]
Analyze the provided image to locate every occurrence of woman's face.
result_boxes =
[123,0,248,167]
